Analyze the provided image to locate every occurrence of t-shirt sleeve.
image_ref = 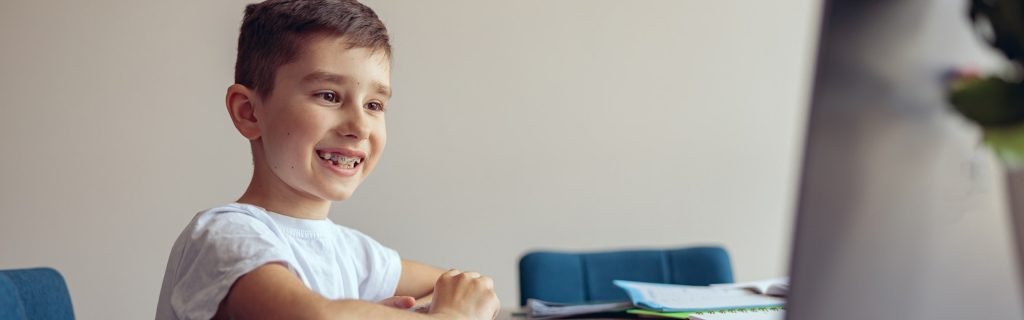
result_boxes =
[168,211,298,320]
[348,228,402,302]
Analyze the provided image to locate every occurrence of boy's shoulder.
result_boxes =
[186,203,275,232]
[186,203,352,238]
[180,203,385,250]
[172,203,294,248]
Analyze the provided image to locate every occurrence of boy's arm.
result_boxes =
[397,259,447,299]
[216,263,496,320]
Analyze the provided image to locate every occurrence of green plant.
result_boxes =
[950,0,1024,169]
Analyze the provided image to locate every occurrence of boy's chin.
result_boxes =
[321,188,356,201]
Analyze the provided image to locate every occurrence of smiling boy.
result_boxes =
[155,1,499,319]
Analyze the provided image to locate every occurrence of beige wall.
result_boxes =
[0,1,820,318]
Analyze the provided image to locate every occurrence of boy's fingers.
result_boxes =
[379,296,416,309]
[480,276,494,289]
[438,269,461,282]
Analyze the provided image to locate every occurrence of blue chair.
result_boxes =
[0,268,74,320]
[518,246,733,306]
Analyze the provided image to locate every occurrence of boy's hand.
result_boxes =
[378,296,417,309]
[428,269,500,320]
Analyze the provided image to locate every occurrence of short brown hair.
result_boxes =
[235,0,391,98]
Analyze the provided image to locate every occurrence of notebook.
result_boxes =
[689,308,784,320]
[613,280,785,313]
[710,277,788,297]
[627,307,784,319]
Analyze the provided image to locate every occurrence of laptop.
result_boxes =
[786,0,1024,319]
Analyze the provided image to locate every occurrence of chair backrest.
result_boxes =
[518,246,733,306]
[0,268,74,320]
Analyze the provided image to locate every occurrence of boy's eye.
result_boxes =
[366,101,385,112]
[315,91,340,103]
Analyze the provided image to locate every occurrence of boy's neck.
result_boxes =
[237,160,332,220]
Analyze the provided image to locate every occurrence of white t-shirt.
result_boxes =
[155,203,402,320]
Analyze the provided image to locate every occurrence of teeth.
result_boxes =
[316,150,362,168]
[338,156,359,165]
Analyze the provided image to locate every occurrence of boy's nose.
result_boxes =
[336,108,370,140]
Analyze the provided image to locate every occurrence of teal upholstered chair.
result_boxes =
[0,267,74,320]
[518,246,733,305]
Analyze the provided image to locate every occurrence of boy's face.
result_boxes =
[252,35,391,202]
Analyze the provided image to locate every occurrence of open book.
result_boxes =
[710,277,788,297]
[613,280,784,313]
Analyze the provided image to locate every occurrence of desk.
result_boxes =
[496,308,634,320]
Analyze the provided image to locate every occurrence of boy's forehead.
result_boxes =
[279,35,392,92]
[296,35,391,72]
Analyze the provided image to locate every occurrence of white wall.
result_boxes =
[0,1,820,318]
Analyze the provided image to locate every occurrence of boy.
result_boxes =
[155,1,500,319]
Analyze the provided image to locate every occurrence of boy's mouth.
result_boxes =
[315,149,365,169]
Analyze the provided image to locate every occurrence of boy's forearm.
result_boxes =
[221,264,454,320]
[398,259,448,298]
[231,297,442,320]
[323,300,448,320]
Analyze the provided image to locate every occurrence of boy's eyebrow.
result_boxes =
[302,71,346,85]
[374,82,392,99]
[302,71,392,98]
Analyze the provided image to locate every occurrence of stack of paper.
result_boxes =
[613,280,784,312]
[629,308,785,320]
[523,298,632,319]
[614,280,786,319]
[518,278,788,319]
[689,309,785,320]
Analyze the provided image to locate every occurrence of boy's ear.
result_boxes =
[226,84,261,140]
